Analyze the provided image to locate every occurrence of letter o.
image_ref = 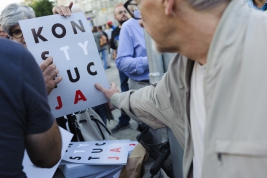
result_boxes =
[52,23,66,38]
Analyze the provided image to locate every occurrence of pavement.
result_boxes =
[104,58,141,141]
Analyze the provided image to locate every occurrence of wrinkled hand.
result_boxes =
[40,57,62,95]
[95,82,120,100]
[52,2,73,16]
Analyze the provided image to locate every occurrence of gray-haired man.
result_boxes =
[96,0,267,177]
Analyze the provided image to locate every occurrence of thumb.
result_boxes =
[110,82,117,89]
[69,2,73,10]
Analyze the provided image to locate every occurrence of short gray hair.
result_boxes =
[188,0,229,10]
[0,3,35,36]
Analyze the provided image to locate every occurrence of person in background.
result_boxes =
[98,25,111,68]
[107,21,115,30]
[105,23,113,40]
[245,0,267,10]
[115,9,149,132]
[92,26,108,70]
[115,10,149,90]
[0,38,62,178]
[108,5,132,133]
[0,25,9,39]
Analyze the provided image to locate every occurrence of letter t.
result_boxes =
[60,46,70,60]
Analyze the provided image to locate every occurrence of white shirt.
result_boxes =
[190,62,207,178]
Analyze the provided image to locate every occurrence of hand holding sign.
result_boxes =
[40,57,62,95]
[52,2,73,16]
[19,12,109,118]
[95,82,120,100]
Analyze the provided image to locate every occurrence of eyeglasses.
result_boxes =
[117,10,127,15]
[124,0,142,20]
[10,29,23,39]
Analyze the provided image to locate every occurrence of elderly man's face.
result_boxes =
[115,6,129,25]
[10,25,27,48]
[136,0,190,53]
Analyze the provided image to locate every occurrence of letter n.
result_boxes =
[71,20,85,34]
[74,90,87,104]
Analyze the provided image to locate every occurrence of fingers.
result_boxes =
[53,76,63,86]
[68,2,73,11]
[43,63,57,76]
[40,58,62,95]
[52,4,71,16]
[95,83,106,92]
[39,57,53,72]
[46,76,62,95]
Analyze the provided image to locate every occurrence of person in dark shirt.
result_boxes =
[0,39,62,178]
[109,5,132,133]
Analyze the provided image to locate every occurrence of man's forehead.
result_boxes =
[115,6,126,13]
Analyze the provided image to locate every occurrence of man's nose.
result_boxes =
[139,20,144,28]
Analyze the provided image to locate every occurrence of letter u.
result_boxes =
[67,67,80,83]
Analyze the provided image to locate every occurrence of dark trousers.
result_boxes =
[118,71,131,125]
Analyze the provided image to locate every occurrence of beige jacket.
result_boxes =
[111,0,267,177]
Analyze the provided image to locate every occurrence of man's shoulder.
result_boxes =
[0,39,24,55]
[0,39,26,66]
[122,18,138,28]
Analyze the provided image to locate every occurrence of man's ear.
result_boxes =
[163,0,175,16]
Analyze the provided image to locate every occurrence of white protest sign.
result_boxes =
[22,127,73,178]
[63,140,131,165]
[19,12,109,118]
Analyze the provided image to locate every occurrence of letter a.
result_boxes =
[74,90,87,104]
[55,96,63,110]
[110,147,121,152]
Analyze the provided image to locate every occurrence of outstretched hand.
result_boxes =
[52,2,73,16]
[95,82,120,100]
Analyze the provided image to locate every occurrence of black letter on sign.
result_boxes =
[67,67,80,83]
[71,20,85,34]
[91,149,103,153]
[88,157,100,160]
[41,51,49,60]
[69,156,81,160]
[95,142,106,146]
[52,23,66,38]
[31,27,48,44]
[87,62,97,76]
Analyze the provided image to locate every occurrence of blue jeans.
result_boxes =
[119,71,129,92]
[99,49,107,70]
[118,71,130,125]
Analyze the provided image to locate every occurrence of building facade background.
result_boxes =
[56,0,126,26]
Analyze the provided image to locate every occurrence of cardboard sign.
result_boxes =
[19,12,109,118]
[63,140,131,165]
[22,127,73,178]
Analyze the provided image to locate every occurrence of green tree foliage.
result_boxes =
[24,0,53,17]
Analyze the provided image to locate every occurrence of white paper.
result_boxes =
[19,12,109,118]
[22,127,73,178]
[63,140,130,165]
